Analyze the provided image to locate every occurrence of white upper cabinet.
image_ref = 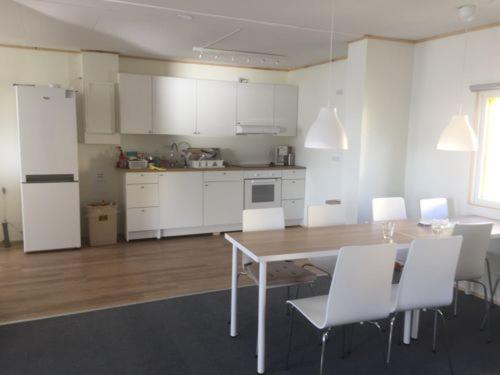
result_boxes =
[118,73,153,134]
[237,83,274,126]
[117,74,298,137]
[196,80,236,137]
[153,76,197,135]
[84,81,116,134]
[274,85,298,136]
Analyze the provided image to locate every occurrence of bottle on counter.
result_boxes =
[116,146,127,169]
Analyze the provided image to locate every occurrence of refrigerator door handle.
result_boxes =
[25,174,76,183]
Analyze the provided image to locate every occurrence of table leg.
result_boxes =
[403,311,412,344]
[411,309,420,340]
[230,244,238,338]
[257,261,267,374]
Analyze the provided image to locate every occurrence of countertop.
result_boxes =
[118,165,306,173]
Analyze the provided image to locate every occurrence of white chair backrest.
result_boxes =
[420,198,449,220]
[242,207,285,232]
[241,208,285,265]
[453,223,493,281]
[394,236,463,312]
[322,243,396,327]
[372,197,407,222]
[307,204,346,228]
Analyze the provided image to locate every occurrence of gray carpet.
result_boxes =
[0,279,499,374]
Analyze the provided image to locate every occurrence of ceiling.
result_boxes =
[1,0,500,69]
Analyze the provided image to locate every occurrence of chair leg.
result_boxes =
[432,310,438,353]
[436,309,455,375]
[285,306,295,369]
[347,324,355,356]
[477,281,490,332]
[486,259,494,307]
[320,329,331,375]
[285,286,291,315]
[453,283,458,317]
[341,326,346,359]
[386,315,396,369]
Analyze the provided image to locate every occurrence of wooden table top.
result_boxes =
[225,216,500,262]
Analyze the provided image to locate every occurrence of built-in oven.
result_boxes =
[244,178,282,209]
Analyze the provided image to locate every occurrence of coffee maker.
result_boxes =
[275,146,295,166]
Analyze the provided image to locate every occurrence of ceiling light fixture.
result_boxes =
[192,46,284,64]
[304,0,348,150]
[437,4,478,151]
[176,14,193,21]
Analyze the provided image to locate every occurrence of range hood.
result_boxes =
[235,125,281,135]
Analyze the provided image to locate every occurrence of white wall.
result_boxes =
[357,39,414,223]
[405,26,500,220]
[341,40,369,223]
[287,39,413,225]
[287,60,346,216]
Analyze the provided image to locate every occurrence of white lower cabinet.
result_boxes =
[283,199,305,221]
[124,168,305,240]
[282,179,306,200]
[204,180,243,226]
[126,184,159,208]
[124,173,160,240]
[127,207,159,232]
[159,172,203,229]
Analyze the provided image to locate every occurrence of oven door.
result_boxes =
[244,178,282,209]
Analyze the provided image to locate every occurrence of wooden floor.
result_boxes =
[0,234,251,324]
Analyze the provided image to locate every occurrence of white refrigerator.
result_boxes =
[16,85,81,252]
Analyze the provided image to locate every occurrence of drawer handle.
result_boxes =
[141,186,145,189]
[140,174,144,177]
[292,181,296,184]
[141,209,145,212]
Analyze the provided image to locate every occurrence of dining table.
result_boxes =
[224,215,500,374]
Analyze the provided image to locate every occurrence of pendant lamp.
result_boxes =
[304,0,348,150]
[437,5,478,152]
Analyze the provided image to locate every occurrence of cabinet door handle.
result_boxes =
[140,186,145,189]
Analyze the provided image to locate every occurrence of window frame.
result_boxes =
[470,89,500,209]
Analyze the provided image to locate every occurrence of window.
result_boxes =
[472,90,500,208]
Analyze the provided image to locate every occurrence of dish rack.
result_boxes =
[189,160,224,168]
[128,160,148,169]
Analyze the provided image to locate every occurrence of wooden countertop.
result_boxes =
[118,165,306,173]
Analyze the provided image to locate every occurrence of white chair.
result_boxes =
[452,223,493,330]
[304,204,346,276]
[372,197,407,222]
[386,236,463,374]
[372,197,407,265]
[420,198,449,220]
[285,243,396,375]
[240,208,316,290]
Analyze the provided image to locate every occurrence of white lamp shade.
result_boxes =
[437,115,478,151]
[304,107,348,150]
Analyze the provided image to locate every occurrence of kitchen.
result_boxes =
[15,58,308,250]
[3,1,500,374]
